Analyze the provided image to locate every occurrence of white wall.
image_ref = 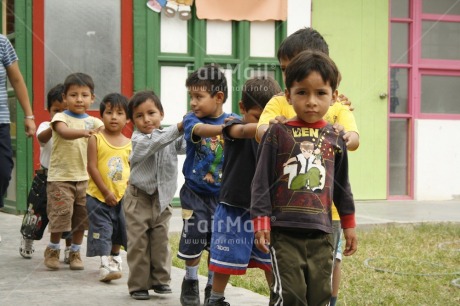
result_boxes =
[415,119,460,200]
[287,0,311,34]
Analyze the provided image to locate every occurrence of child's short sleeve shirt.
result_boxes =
[47,111,103,182]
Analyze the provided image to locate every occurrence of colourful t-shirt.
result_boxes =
[251,120,356,233]
[256,95,359,221]
[87,133,131,203]
[47,110,103,182]
[182,111,238,196]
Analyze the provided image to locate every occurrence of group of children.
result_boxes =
[19,27,359,306]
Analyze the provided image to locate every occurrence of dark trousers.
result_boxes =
[0,124,14,208]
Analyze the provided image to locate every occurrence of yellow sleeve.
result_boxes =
[256,96,296,142]
[325,102,359,134]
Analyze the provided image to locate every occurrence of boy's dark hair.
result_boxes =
[185,64,228,103]
[128,90,163,121]
[241,76,281,110]
[277,27,329,61]
[285,50,339,92]
[100,93,129,117]
[47,83,64,110]
[63,72,95,94]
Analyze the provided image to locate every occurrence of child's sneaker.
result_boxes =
[180,278,200,306]
[99,264,122,282]
[109,255,122,272]
[63,246,70,264]
[44,247,60,270]
[69,250,84,270]
[204,285,212,303]
[19,237,35,259]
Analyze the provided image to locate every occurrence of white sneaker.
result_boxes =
[99,263,122,282]
[110,255,123,272]
[64,247,71,264]
[19,237,35,259]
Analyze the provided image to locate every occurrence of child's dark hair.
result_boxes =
[241,76,281,110]
[285,50,339,92]
[100,93,129,117]
[47,83,64,110]
[63,72,95,94]
[277,27,329,61]
[128,90,163,121]
[185,64,228,103]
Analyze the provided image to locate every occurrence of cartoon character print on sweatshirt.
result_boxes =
[192,136,224,185]
[269,124,342,214]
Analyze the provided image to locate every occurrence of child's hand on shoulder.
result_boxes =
[332,123,344,134]
[177,120,184,132]
[269,115,287,125]
[337,94,354,111]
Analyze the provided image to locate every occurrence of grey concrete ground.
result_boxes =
[1,200,459,306]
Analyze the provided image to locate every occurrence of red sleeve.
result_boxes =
[340,214,356,229]
[252,216,271,232]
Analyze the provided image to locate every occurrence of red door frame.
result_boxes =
[32,0,133,169]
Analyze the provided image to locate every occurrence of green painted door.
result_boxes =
[312,0,389,200]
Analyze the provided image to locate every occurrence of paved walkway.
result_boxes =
[1,200,459,306]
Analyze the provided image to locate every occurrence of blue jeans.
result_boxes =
[0,124,14,208]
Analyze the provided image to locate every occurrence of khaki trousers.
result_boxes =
[123,184,172,292]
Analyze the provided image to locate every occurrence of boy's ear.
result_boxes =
[215,91,225,103]
[332,89,338,104]
[238,101,246,114]
[285,88,291,104]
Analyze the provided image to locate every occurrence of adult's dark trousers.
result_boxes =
[0,124,14,208]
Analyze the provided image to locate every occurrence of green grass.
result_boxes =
[170,223,460,304]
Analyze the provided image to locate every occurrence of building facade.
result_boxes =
[3,0,460,213]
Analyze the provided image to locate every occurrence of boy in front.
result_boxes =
[251,51,358,306]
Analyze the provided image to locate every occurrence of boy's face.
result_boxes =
[102,103,128,134]
[188,86,224,118]
[285,71,337,124]
[132,99,163,134]
[48,100,67,119]
[63,85,95,115]
[238,102,262,124]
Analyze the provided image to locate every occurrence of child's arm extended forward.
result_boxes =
[192,122,225,138]
[53,121,97,140]
[226,122,257,139]
[130,123,183,164]
[87,135,117,206]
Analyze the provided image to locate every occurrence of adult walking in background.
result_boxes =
[0,33,36,209]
